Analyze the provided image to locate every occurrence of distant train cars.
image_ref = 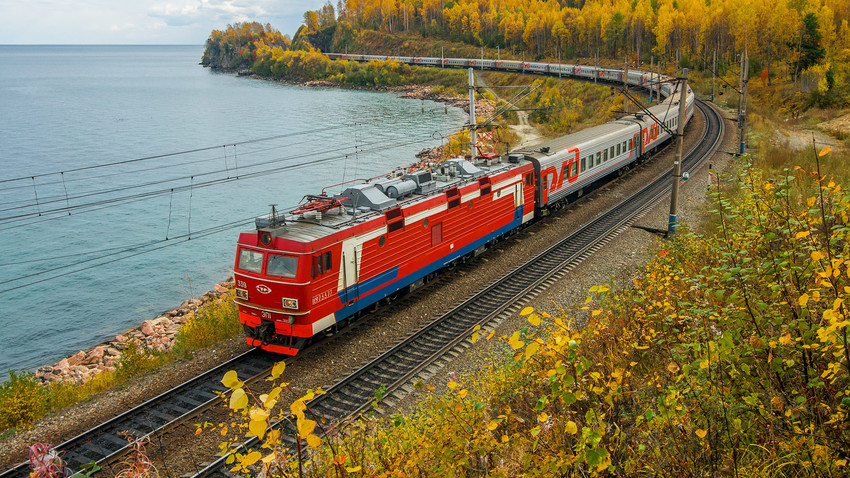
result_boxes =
[233,54,695,355]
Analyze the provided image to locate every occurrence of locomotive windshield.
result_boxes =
[267,254,298,278]
[237,249,263,273]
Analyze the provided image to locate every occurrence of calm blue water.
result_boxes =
[0,45,466,378]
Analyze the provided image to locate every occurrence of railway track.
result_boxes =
[2,100,721,477]
[193,99,724,476]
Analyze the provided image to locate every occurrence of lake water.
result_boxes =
[0,45,466,378]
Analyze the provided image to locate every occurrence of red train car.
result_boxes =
[233,158,534,354]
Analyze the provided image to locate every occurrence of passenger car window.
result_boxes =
[267,254,298,278]
[237,249,263,273]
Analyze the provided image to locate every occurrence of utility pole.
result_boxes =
[740,54,749,154]
[657,59,661,103]
[594,49,598,84]
[623,57,629,115]
[497,46,500,60]
[668,68,688,236]
[737,52,744,131]
[650,56,654,103]
[468,68,476,158]
[441,47,444,67]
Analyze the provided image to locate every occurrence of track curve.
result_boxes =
[194,99,724,477]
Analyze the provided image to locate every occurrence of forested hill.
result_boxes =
[203,0,849,108]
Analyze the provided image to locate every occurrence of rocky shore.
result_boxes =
[33,278,235,386]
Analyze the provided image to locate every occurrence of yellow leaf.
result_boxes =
[298,419,317,439]
[458,389,468,399]
[528,313,541,326]
[501,435,509,443]
[525,342,540,360]
[486,420,499,431]
[470,331,479,343]
[538,413,549,422]
[699,360,709,370]
[229,388,248,410]
[812,251,826,261]
[447,381,459,390]
[807,196,817,207]
[262,452,276,464]
[799,293,809,307]
[695,429,707,439]
[796,230,811,239]
[243,451,262,466]
[271,361,286,380]
[306,433,322,448]
[264,387,282,409]
[508,332,525,350]
[486,330,495,340]
[194,427,203,435]
[291,399,306,415]
[592,309,601,317]
[666,362,680,374]
[819,147,832,157]
[520,307,534,316]
[530,426,541,437]
[222,370,242,390]
[346,466,362,473]
[565,421,578,435]
[249,419,266,440]
[779,334,794,346]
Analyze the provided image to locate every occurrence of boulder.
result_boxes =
[85,346,107,364]
[67,351,86,367]
[114,334,128,343]
[140,321,155,336]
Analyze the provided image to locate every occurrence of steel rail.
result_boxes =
[194,99,724,477]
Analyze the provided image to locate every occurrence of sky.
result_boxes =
[0,0,327,44]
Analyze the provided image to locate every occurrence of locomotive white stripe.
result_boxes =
[404,203,447,226]
[460,190,481,203]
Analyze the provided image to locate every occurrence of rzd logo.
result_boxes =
[256,284,272,294]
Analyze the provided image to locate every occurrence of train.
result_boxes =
[232,54,695,354]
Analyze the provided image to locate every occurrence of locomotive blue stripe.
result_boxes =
[334,206,525,322]
[337,266,399,304]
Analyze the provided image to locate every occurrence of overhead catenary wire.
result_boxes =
[0,127,458,225]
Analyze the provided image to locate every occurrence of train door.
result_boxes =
[338,239,361,303]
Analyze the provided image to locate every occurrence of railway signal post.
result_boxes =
[668,68,689,236]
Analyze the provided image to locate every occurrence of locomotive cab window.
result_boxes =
[237,249,264,274]
[525,173,533,187]
[311,251,333,277]
[268,254,298,278]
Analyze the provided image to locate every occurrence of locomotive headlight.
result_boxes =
[259,231,272,246]
[236,288,248,300]
[282,298,298,309]
[287,315,296,325]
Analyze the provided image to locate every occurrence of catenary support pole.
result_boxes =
[468,68,476,158]
[740,55,749,154]
[668,68,689,236]
[711,48,717,103]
